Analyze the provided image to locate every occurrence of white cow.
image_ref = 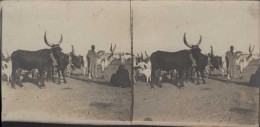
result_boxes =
[235,45,255,78]
[2,60,12,84]
[96,43,117,78]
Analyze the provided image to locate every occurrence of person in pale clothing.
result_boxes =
[226,46,236,80]
[87,45,97,79]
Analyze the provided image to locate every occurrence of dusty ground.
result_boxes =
[2,61,131,124]
[133,60,259,126]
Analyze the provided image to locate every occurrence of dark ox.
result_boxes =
[209,46,222,72]
[48,46,82,83]
[150,33,208,88]
[11,32,63,88]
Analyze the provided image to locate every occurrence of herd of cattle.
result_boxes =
[133,33,259,88]
[1,32,259,89]
[1,32,132,88]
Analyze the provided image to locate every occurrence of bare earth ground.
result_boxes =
[133,60,259,126]
[2,61,131,124]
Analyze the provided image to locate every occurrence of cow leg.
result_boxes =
[11,65,16,88]
[190,68,194,83]
[178,71,184,88]
[62,69,67,83]
[196,69,200,85]
[57,67,61,84]
[32,70,35,80]
[156,69,162,88]
[51,67,55,82]
[17,69,23,87]
[170,70,174,80]
[38,69,45,88]
[150,69,155,88]
[148,76,151,86]
[200,70,206,84]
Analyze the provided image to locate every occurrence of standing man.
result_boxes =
[87,45,97,79]
[226,46,236,81]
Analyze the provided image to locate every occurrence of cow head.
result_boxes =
[183,32,203,59]
[44,31,63,62]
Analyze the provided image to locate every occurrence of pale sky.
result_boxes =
[133,1,259,56]
[1,1,259,57]
[2,1,131,56]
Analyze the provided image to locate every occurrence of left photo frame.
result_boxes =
[1,1,132,125]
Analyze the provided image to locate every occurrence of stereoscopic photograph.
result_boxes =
[1,0,260,126]
[1,1,132,124]
[132,1,259,126]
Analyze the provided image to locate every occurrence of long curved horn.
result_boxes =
[145,51,149,57]
[110,43,112,52]
[251,45,255,53]
[141,52,144,59]
[57,34,63,45]
[183,32,192,48]
[137,53,140,58]
[196,35,202,46]
[113,44,116,52]
[249,44,251,53]
[44,31,53,47]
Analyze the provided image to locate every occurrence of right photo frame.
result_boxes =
[132,1,259,126]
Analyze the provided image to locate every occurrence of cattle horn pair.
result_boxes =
[249,44,255,53]
[44,31,63,47]
[183,32,202,48]
[110,43,116,53]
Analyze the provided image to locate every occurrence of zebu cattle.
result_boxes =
[96,43,116,78]
[134,51,152,85]
[57,52,81,82]
[209,46,223,73]
[11,32,63,88]
[150,33,207,88]
[135,61,151,85]
[235,45,255,79]
[49,45,81,83]
[2,60,12,84]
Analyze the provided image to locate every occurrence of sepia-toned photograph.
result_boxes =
[1,0,260,126]
[132,1,259,126]
[1,1,132,124]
